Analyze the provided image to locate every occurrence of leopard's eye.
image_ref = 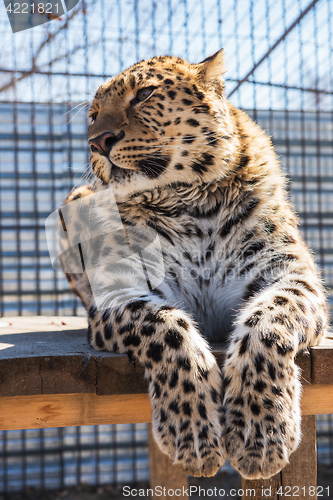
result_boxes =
[130,86,157,106]
[137,87,154,101]
[90,112,98,122]
[137,87,155,102]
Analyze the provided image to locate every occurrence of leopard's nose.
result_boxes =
[89,130,124,157]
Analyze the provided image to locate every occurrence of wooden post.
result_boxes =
[242,415,317,500]
[281,415,317,497]
[148,424,188,499]
[241,474,281,500]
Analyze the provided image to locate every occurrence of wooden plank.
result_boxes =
[96,356,147,396]
[296,350,311,385]
[0,318,332,400]
[0,355,97,397]
[0,316,149,397]
[0,384,332,431]
[148,424,188,499]
[301,385,333,415]
[0,393,151,430]
[0,316,89,358]
[281,415,317,500]
[311,336,333,385]
[0,317,332,432]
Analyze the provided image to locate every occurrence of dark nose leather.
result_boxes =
[89,130,124,157]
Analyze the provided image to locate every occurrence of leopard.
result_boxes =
[59,49,328,480]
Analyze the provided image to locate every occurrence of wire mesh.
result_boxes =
[0,425,149,493]
[0,0,333,493]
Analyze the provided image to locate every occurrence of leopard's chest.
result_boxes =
[115,200,256,341]
[159,227,248,342]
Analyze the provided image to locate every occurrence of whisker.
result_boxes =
[62,101,89,117]
[67,104,89,124]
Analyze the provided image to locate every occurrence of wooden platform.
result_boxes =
[0,316,332,499]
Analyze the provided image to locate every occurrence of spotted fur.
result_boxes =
[61,50,328,479]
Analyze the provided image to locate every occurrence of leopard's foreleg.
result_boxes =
[223,274,327,479]
[88,295,226,477]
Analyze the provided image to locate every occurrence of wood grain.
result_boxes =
[0,393,151,430]
[0,384,332,431]
[281,415,317,500]
[0,317,331,399]
[0,316,148,397]
[148,424,188,499]
[311,338,333,385]
[301,385,333,415]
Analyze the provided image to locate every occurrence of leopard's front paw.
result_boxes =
[224,354,301,479]
[150,362,226,477]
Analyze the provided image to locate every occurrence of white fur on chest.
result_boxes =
[160,235,248,342]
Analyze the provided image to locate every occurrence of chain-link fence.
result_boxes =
[0,0,333,494]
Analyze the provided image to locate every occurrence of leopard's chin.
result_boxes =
[107,161,138,187]
[91,156,134,186]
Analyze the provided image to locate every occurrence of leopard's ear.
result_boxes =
[193,49,225,83]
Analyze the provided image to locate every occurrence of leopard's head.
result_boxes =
[88,50,235,198]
